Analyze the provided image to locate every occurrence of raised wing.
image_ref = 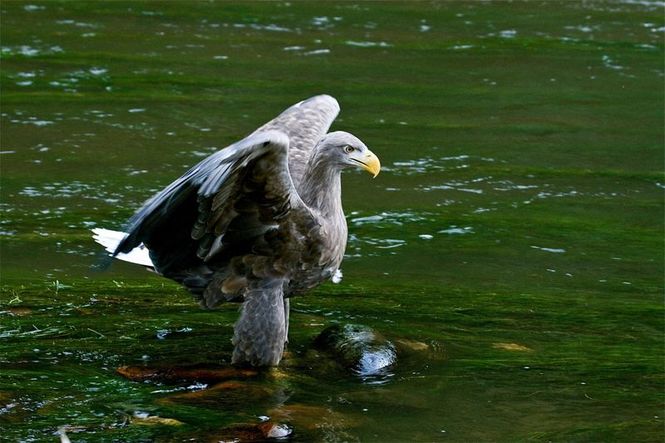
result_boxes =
[254,94,339,188]
[114,130,310,287]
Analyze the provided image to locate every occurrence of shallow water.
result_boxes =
[1,1,663,441]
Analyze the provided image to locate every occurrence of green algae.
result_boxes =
[1,1,664,441]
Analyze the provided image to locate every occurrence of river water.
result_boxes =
[1,1,663,441]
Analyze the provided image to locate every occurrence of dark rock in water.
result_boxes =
[314,324,396,376]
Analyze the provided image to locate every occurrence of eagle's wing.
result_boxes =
[253,94,339,187]
[114,130,310,289]
[114,95,340,305]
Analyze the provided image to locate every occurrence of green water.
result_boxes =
[1,1,663,441]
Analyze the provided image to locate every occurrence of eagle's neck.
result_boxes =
[300,154,343,220]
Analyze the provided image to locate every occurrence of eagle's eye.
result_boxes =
[344,145,355,154]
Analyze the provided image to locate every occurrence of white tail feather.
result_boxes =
[91,228,154,267]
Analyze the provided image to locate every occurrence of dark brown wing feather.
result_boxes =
[114,130,311,296]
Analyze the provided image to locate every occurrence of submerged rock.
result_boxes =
[210,421,292,442]
[3,306,33,316]
[314,324,396,376]
[492,342,533,352]
[394,338,430,352]
[130,411,184,426]
[116,365,258,383]
[160,379,279,408]
[268,403,360,431]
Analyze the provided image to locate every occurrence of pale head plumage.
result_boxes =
[312,131,381,177]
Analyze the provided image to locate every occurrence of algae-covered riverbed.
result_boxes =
[1,1,663,441]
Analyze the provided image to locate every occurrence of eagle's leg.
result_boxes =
[231,278,286,366]
[284,297,290,346]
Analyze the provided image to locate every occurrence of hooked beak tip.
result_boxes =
[363,151,381,178]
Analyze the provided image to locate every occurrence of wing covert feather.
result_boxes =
[254,94,339,187]
[114,130,308,276]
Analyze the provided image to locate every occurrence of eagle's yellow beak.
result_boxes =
[359,150,381,178]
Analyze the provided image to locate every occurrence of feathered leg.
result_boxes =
[284,297,290,346]
[232,279,286,366]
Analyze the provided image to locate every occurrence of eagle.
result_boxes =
[93,95,380,366]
